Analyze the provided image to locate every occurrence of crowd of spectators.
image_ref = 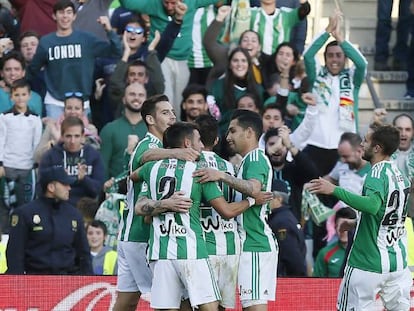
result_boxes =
[0,0,412,282]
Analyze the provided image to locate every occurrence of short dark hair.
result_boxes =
[128,59,148,73]
[77,197,99,222]
[86,220,108,236]
[163,122,199,149]
[263,127,279,143]
[262,103,286,121]
[371,124,400,156]
[141,94,169,126]
[10,78,31,93]
[61,116,85,136]
[1,51,25,71]
[324,40,343,61]
[53,0,75,13]
[194,115,218,148]
[231,109,263,140]
[335,207,356,223]
[182,84,207,102]
[19,31,40,43]
[339,132,362,149]
[236,93,262,113]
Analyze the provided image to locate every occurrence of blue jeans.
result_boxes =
[375,0,411,62]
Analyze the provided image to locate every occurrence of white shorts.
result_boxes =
[238,250,278,308]
[150,258,221,309]
[209,254,239,308]
[337,265,412,311]
[116,241,153,293]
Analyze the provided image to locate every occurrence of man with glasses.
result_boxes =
[29,0,122,119]
[108,10,186,119]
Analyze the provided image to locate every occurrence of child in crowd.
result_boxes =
[86,220,118,275]
[0,79,42,215]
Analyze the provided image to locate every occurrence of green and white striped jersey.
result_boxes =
[188,6,215,69]
[118,133,162,242]
[234,148,277,252]
[348,161,411,273]
[250,7,299,55]
[199,151,240,256]
[138,158,223,260]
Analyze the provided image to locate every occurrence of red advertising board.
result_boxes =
[0,276,412,310]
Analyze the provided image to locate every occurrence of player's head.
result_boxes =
[163,122,204,152]
[338,132,364,170]
[124,16,147,51]
[324,41,346,75]
[194,114,219,150]
[264,127,288,167]
[226,109,263,155]
[141,94,176,138]
[362,124,400,161]
[335,207,356,245]
[180,83,208,122]
[392,113,414,151]
[19,31,40,63]
[64,91,84,118]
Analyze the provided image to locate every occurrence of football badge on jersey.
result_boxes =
[33,214,41,224]
[11,215,18,227]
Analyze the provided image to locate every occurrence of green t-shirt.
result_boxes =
[118,133,162,242]
[234,148,277,252]
[138,158,222,260]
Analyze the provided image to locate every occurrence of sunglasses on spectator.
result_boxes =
[125,26,144,35]
[64,91,83,99]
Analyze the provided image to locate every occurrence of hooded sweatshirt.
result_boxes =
[39,142,105,207]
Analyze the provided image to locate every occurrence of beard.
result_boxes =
[125,102,142,113]
[362,150,372,162]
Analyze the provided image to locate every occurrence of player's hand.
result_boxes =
[193,168,223,183]
[253,191,274,205]
[165,191,193,213]
[301,92,316,106]
[286,103,299,116]
[372,108,387,125]
[336,218,357,233]
[216,5,231,22]
[307,177,336,195]
[148,30,160,51]
[277,125,291,147]
[174,148,200,162]
[97,16,112,32]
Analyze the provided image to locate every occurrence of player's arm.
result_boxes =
[307,178,382,215]
[134,191,192,216]
[210,193,273,219]
[194,168,262,198]
[141,148,200,164]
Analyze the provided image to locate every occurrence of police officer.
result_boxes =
[267,179,307,276]
[6,165,93,275]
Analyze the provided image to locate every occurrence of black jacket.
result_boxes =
[6,197,93,275]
